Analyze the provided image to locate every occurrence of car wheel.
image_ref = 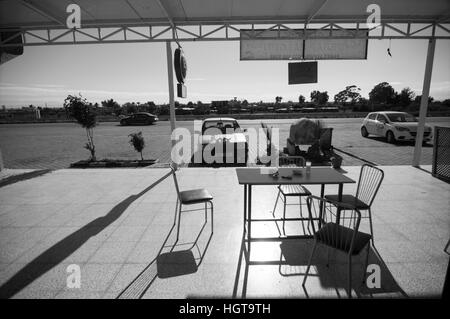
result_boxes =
[386,131,396,144]
[120,120,126,126]
[361,126,369,138]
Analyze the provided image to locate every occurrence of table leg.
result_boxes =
[248,185,252,257]
[337,183,343,224]
[244,184,247,236]
[319,184,325,228]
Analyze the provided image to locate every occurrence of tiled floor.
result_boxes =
[0,166,448,298]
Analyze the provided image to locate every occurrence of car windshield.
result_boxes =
[202,120,239,134]
[386,113,417,123]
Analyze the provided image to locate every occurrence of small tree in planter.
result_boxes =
[129,132,145,161]
[64,94,97,161]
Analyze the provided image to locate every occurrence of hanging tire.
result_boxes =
[386,131,396,144]
[361,126,368,137]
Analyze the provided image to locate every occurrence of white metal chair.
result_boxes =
[272,156,312,235]
[170,163,213,242]
[325,164,384,243]
[302,195,372,298]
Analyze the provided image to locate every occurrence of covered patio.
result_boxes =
[0,165,447,298]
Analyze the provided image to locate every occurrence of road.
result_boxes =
[0,117,449,169]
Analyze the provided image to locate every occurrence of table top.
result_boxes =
[235,167,355,185]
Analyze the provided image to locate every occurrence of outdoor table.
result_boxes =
[235,167,355,263]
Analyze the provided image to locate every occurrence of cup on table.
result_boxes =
[306,161,312,175]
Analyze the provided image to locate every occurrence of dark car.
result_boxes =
[120,112,158,126]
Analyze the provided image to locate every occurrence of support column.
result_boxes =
[166,41,176,146]
[412,38,436,167]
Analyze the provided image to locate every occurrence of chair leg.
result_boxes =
[272,189,281,217]
[326,247,330,267]
[302,240,318,287]
[209,201,214,234]
[368,208,375,244]
[362,243,370,285]
[204,202,208,223]
[173,198,179,226]
[348,254,352,298]
[176,202,182,242]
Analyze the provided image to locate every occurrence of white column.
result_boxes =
[412,38,436,167]
[166,41,176,146]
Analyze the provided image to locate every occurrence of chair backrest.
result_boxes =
[355,164,384,207]
[306,195,362,253]
[169,162,182,200]
[279,156,306,167]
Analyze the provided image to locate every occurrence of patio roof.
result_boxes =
[1,0,449,29]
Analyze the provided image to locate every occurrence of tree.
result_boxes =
[123,102,137,114]
[129,132,145,160]
[369,82,396,104]
[102,98,121,116]
[275,96,283,103]
[310,90,329,105]
[298,95,306,104]
[414,95,434,104]
[334,85,361,104]
[64,94,97,161]
[397,87,415,106]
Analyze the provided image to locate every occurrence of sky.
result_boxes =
[0,38,449,108]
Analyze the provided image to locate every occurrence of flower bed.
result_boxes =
[70,159,158,168]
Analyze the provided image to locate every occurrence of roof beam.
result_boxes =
[125,0,143,20]
[155,0,176,30]
[18,0,65,26]
[305,0,328,24]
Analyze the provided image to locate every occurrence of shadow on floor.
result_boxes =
[116,204,213,299]
[0,169,52,188]
[233,236,408,298]
[365,136,433,148]
[188,150,248,168]
[0,171,172,299]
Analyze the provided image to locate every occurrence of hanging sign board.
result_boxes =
[240,29,368,61]
[240,29,303,60]
[303,29,368,60]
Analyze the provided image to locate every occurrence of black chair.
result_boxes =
[325,164,384,243]
[302,195,371,298]
[170,163,213,241]
[272,156,312,235]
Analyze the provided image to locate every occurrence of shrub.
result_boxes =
[129,132,145,160]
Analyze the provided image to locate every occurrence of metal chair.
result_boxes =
[302,195,372,298]
[272,156,312,235]
[170,163,213,242]
[324,164,384,243]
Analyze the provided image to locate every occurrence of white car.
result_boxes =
[361,111,433,144]
[200,117,248,165]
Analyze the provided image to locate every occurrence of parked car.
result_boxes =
[120,112,158,125]
[361,111,432,144]
[200,117,248,165]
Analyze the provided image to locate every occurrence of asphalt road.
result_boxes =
[0,117,449,169]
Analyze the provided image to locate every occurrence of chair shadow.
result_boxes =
[279,239,408,298]
[116,204,213,299]
[232,236,408,299]
[0,171,171,299]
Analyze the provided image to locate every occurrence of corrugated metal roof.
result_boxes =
[1,0,449,29]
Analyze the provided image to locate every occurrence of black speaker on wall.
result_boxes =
[0,31,24,65]
[288,61,317,84]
